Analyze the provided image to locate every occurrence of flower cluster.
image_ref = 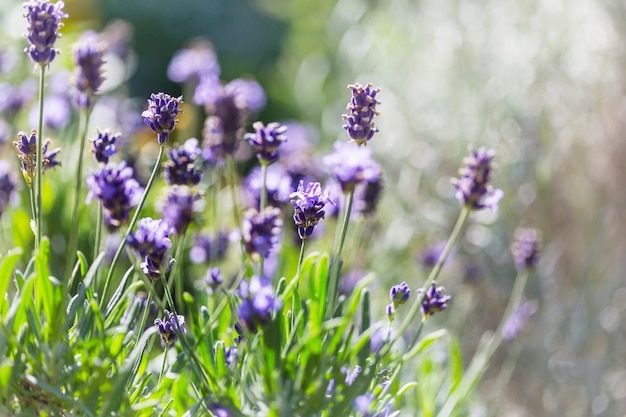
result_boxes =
[127,217,172,280]
[189,231,229,264]
[237,275,281,333]
[244,121,288,165]
[163,138,203,186]
[161,185,203,234]
[154,310,186,347]
[86,162,141,228]
[451,146,503,211]
[71,31,105,108]
[90,129,119,164]
[417,282,451,317]
[502,300,538,341]
[324,141,381,193]
[241,206,283,261]
[386,282,410,322]
[204,267,223,294]
[13,129,61,186]
[23,0,67,66]
[290,180,333,240]
[142,92,183,144]
[342,82,381,145]
[0,161,18,218]
[511,227,542,271]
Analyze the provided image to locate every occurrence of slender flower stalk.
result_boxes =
[35,66,45,251]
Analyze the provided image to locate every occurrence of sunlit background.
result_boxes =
[2,0,626,415]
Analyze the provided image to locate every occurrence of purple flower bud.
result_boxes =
[342,82,381,145]
[241,206,283,262]
[244,165,292,210]
[86,162,141,229]
[90,129,119,164]
[244,121,287,165]
[142,92,183,144]
[167,40,220,85]
[511,228,542,271]
[345,365,362,386]
[204,267,223,294]
[502,300,538,341]
[418,283,451,317]
[127,217,173,280]
[23,0,67,66]
[390,282,410,307]
[290,180,333,240]
[354,394,373,415]
[160,185,203,234]
[189,231,229,264]
[386,303,395,322]
[154,309,185,347]
[163,137,203,186]
[13,129,61,186]
[324,141,381,193]
[237,275,281,333]
[71,31,105,108]
[0,161,19,218]
[451,146,503,212]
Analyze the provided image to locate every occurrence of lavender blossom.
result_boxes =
[23,0,67,66]
[160,185,203,234]
[237,275,281,333]
[90,129,119,164]
[201,91,245,161]
[241,206,283,261]
[0,161,19,217]
[86,162,141,229]
[142,92,183,144]
[390,282,410,307]
[167,40,220,85]
[290,180,333,240]
[189,231,229,264]
[353,176,383,217]
[204,267,223,294]
[127,217,173,280]
[163,137,203,186]
[244,121,287,165]
[154,310,186,347]
[324,141,381,193]
[71,31,106,108]
[223,79,266,112]
[342,82,381,145]
[13,129,61,186]
[418,282,451,317]
[511,227,542,271]
[502,300,538,341]
[244,165,292,210]
[451,147,503,212]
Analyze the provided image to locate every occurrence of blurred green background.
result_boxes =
[2,0,626,415]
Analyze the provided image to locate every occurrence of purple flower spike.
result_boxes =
[127,217,173,280]
[189,231,229,264]
[241,206,283,262]
[245,121,287,165]
[142,92,183,144]
[418,282,451,317]
[86,162,142,229]
[237,275,281,333]
[324,141,381,193]
[290,180,333,240]
[204,267,223,294]
[13,129,61,186]
[511,228,542,271]
[342,82,381,145]
[161,185,203,234]
[90,129,119,164]
[0,161,19,218]
[502,300,538,341]
[71,31,105,108]
[451,146,503,212]
[390,281,410,307]
[163,137,203,186]
[167,39,220,85]
[244,165,292,210]
[154,310,186,347]
[23,0,67,66]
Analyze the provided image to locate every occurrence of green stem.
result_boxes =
[66,108,91,281]
[291,239,306,329]
[392,207,470,345]
[436,268,529,417]
[93,203,103,263]
[171,232,187,312]
[99,145,165,308]
[259,163,268,277]
[35,65,47,252]
[158,345,169,385]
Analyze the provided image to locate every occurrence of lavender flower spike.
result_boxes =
[244,121,287,165]
[241,206,283,261]
[0,161,19,218]
[390,282,410,307]
[90,129,119,164]
[142,93,183,144]
[511,227,542,271]
[418,282,451,317]
[71,31,106,109]
[324,141,381,193]
[163,137,203,186]
[237,275,281,333]
[290,180,333,240]
[154,310,186,347]
[127,217,173,280]
[451,146,503,212]
[23,0,67,66]
[161,185,203,234]
[13,129,61,186]
[342,82,381,145]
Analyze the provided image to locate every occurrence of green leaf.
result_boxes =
[402,329,448,362]
[0,249,22,312]
[448,334,463,393]
[77,250,88,277]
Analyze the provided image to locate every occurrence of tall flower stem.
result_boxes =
[392,207,470,345]
[437,268,529,417]
[35,65,46,252]
[169,232,187,311]
[99,145,165,308]
[325,189,355,320]
[66,107,91,280]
